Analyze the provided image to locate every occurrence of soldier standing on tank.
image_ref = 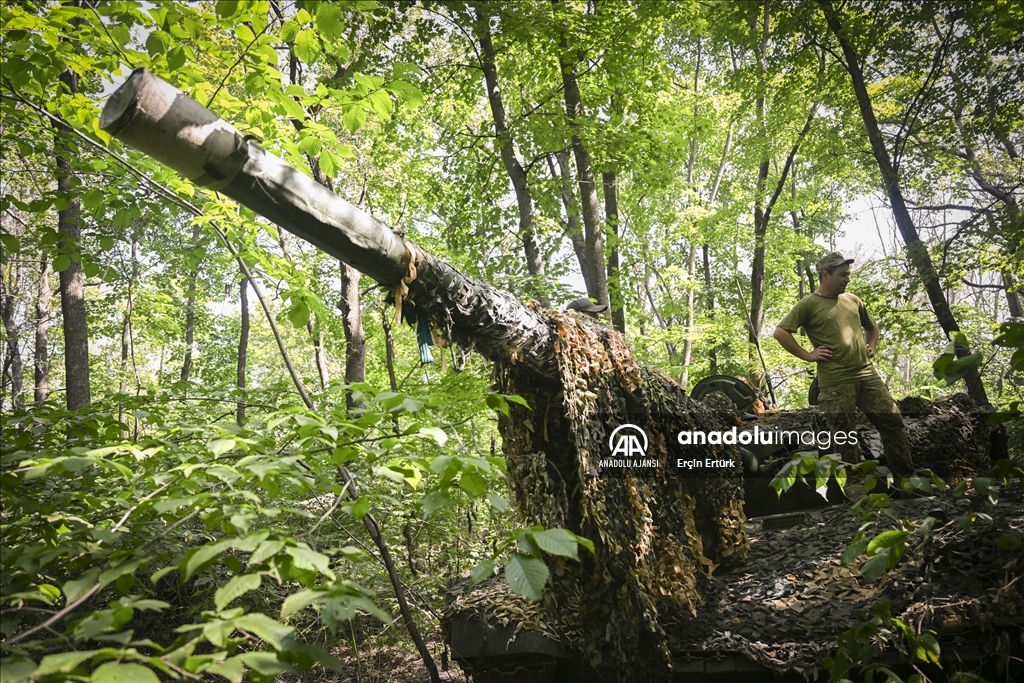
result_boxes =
[772,252,914,478]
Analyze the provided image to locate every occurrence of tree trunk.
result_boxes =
[701,124,733,376]
[277,233,331,390]
[681,40,702,389]
[237,276,249,427]
[119,238,138,433]
[748,3,771,357]
[603,170,625,332]
[34,257,51,404]
[702,245,717,374]
[339,262,365,408]
[961,143,1022,319]
[180,224,200,384]
[1,270,24,410]
[474,7,548,306]
[554,0,609,308]
[55,68,90,411]
[549,151,591,297]
[818,0,989,405]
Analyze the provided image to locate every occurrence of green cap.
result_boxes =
[816,251,854,272]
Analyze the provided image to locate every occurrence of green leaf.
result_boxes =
[207,656,245,683]
[215,0,239,18]
[315,3,344,40]
[342,104,366,133]
[485,393,510,416]
[505,552,549,600]
[1,234,20,255]
[280,588,322,619]
[469,559,496,586]
[293,29,321,64]
[349,496,370,519]
[208,438,237,456]
[486,492,509,511]
[54,254,71,272]
[91,662,160,683]
[237,652,294,679]
[63,569,99,603]
[367,88,393,121]
[287,300,310,328]
[458,471,487,497]
[0,657,36,683]
[418,426,447,445]
[317,149,336,177]
[215,574,262,611]
[532,528,579,560]
[298,135,322,156]
[997,529,1022,551]
[203,619,235,648]
[182,540,230,581]
[859,550,889,582]
[866,530,908,555]
[285,545,333,577]
[234,614,294,650]
[279,96,305,121]
[420,490,450,518]
[35,651,95,676]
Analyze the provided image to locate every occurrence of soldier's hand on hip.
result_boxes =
[807,346,833,362]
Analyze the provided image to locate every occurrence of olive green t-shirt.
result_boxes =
[778,292,878,388]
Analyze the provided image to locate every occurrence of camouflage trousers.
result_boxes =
[818,376,914,477]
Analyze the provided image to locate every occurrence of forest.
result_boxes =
[1,1,1022,682]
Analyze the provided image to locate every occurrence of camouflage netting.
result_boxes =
[446,309,748,680]
[667,485,1024,678]
[751,394,1004,482]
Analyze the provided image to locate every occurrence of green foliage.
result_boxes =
[1,0,1020,679]
[823,602,941,683]
[0,380,539,680]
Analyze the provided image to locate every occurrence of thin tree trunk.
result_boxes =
[55,68,90,410]
[119,238,138,434]
[180,224,200,384]
[603,170,625,332]
[960,140,1022,318]
[34,257,51,404]
[750,106,815,351]
[278,233,331,390]
[1,272,24,410]
[549,151,590,296]
[554,0,608,308]
[819,0,989,405]
[336,466,442,683]
[748,3,771,359]
[474,6,548,306]
[702,245,717,374]
[700,124,733,376]
[681,40,702,389]
[339,262,365,408]
[237,276,249,427]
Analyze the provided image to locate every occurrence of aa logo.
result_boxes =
[608,424,648,458]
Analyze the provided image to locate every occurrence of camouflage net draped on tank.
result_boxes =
[446,308,749,679]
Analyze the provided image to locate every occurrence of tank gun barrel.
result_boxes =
[100,68,553,373]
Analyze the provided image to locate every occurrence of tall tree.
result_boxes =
[54,66,90,410]
[553,0,609,309]
[818,0,989,405]
[473,4,548,306]
[1,264,24,410]
[236,276,249,427]
[34,257,51,404]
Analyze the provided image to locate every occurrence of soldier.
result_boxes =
[772,252,914,478]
